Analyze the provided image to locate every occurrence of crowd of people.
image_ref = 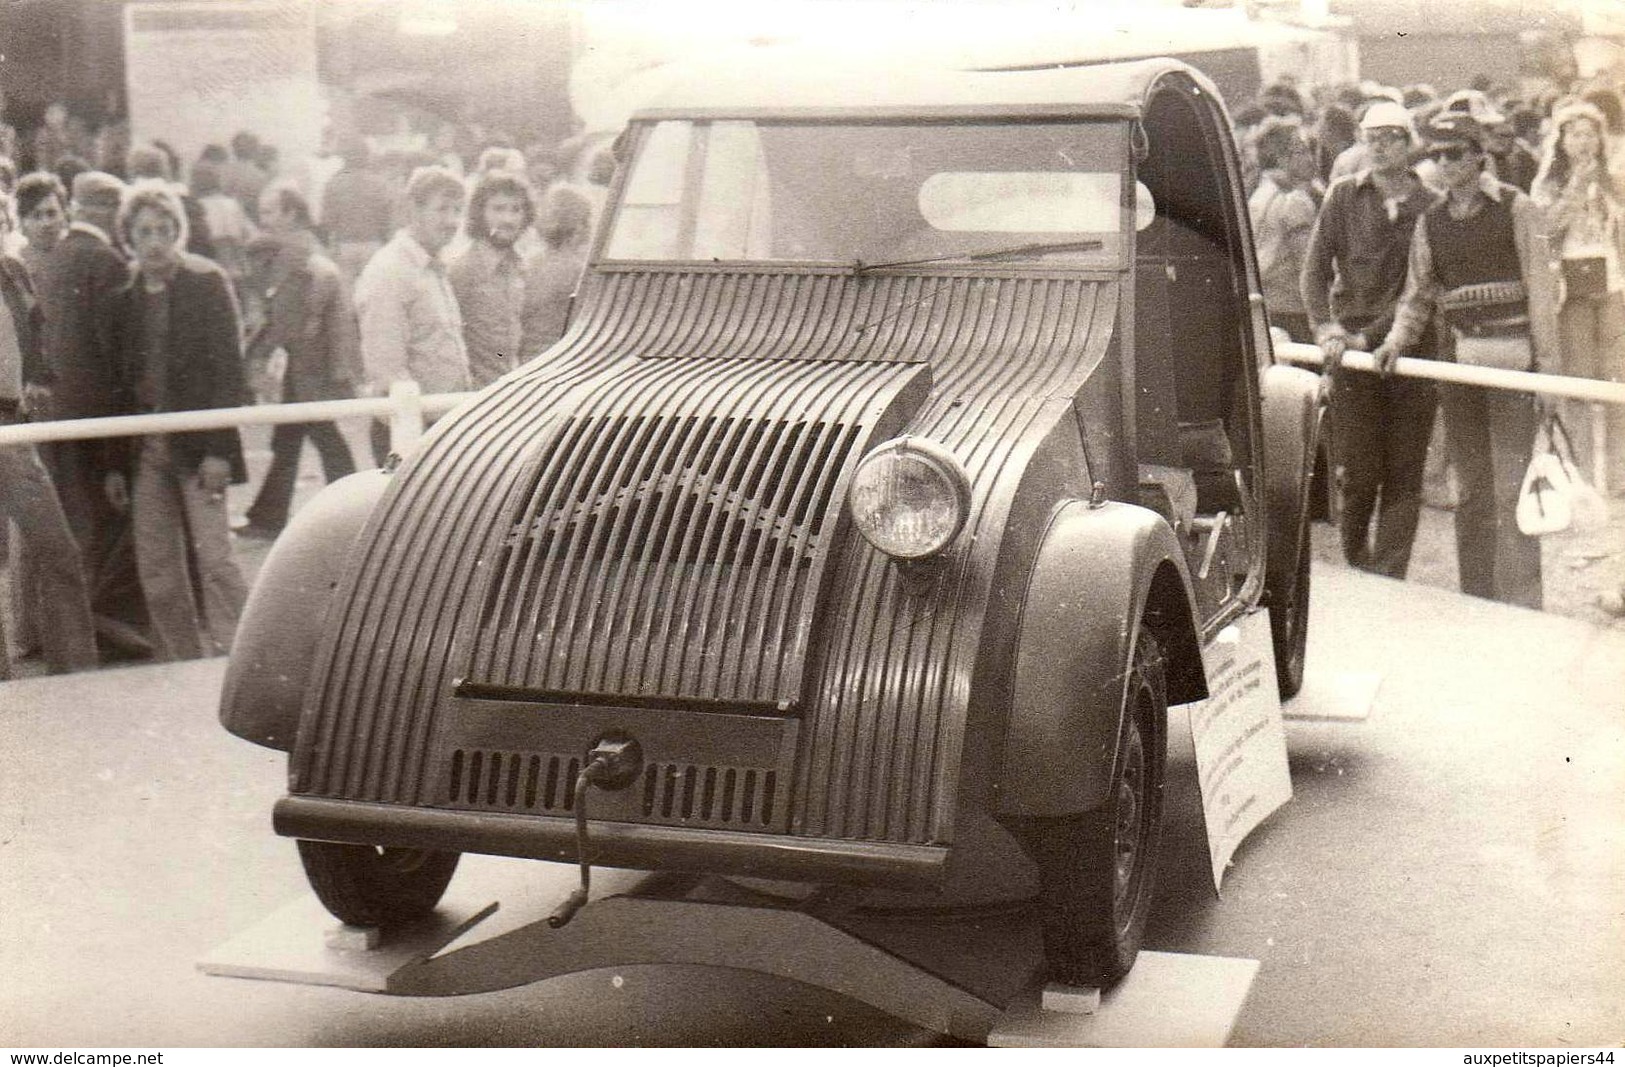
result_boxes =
[0,116,604,677]
[1241,75,1625,613]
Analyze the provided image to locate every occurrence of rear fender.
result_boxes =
[1260,363,1323,556]
[219,469,390,750]
[995,500,1204,818]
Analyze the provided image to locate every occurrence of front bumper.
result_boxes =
[274,796,949,888]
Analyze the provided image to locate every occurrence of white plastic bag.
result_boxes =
[1517,416,1609,536]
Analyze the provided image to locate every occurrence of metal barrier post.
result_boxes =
[388,380,425,456]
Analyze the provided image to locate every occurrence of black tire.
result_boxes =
[1266,501,1311,700]
[297,840,461,928]
[1308,435,1338,525]
[1029,629,1168,988]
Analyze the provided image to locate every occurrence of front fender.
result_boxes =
[994,500,1204,818]
[219,469,390,750]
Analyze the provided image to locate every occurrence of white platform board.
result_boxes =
[987,951,1260,1048]
[197,888,499,993]
[1283,667,1383,722]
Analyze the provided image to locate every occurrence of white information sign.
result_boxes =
[1184,608,1292,893]
[123,1,320,179]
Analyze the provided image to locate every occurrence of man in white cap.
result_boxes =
[1301,99,1439,579]
[1329,87,1407,181]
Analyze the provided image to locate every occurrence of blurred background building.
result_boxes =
[0,0,1617,189]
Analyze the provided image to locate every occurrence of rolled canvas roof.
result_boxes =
[633,53,1220,121]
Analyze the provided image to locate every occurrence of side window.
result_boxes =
[1134,86,1254,485]
[606,121,775,260]
[607,121,694,260]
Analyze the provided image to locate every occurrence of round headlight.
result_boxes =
[847,437,971,560]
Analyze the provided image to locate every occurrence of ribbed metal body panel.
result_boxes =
[464,356,904,706]
[291,270,1116,851]
[796,275,1114,843]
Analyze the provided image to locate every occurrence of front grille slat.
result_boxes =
[475,411,599,683]
[532,411,660,690]
[679,382,821,697]
[638,407,769,697]
[566,371,738,690]
[552,411,692,692]
[472,401,871,705]
[751,419,863,697]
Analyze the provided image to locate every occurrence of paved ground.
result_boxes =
[1311,458,1625,633]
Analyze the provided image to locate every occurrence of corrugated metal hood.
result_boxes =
[461,353,930,708]
[291,269,1115,834]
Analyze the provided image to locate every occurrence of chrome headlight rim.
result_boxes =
[847,435,972,561]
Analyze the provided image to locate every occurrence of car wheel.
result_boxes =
[1029,628,1167,988]
[297,840,460,928]
[1267,503,1311,699]
[1308,434,1338,525]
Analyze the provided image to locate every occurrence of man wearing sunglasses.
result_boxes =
[1375,113,1560,610]
[1302,101,1439,580]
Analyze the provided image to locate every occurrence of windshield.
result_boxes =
[603,119,1128,269]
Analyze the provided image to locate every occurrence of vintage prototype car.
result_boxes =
[222,56,1322,987]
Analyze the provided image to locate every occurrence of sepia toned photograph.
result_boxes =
[1,0,1621,1050]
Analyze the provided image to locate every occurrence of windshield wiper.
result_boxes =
[849,238,1105,275]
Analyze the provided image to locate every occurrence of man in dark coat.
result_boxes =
[234,180,359,539]
[35,170,149,656]
[114,181,250,660]
[319,136,394,285]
